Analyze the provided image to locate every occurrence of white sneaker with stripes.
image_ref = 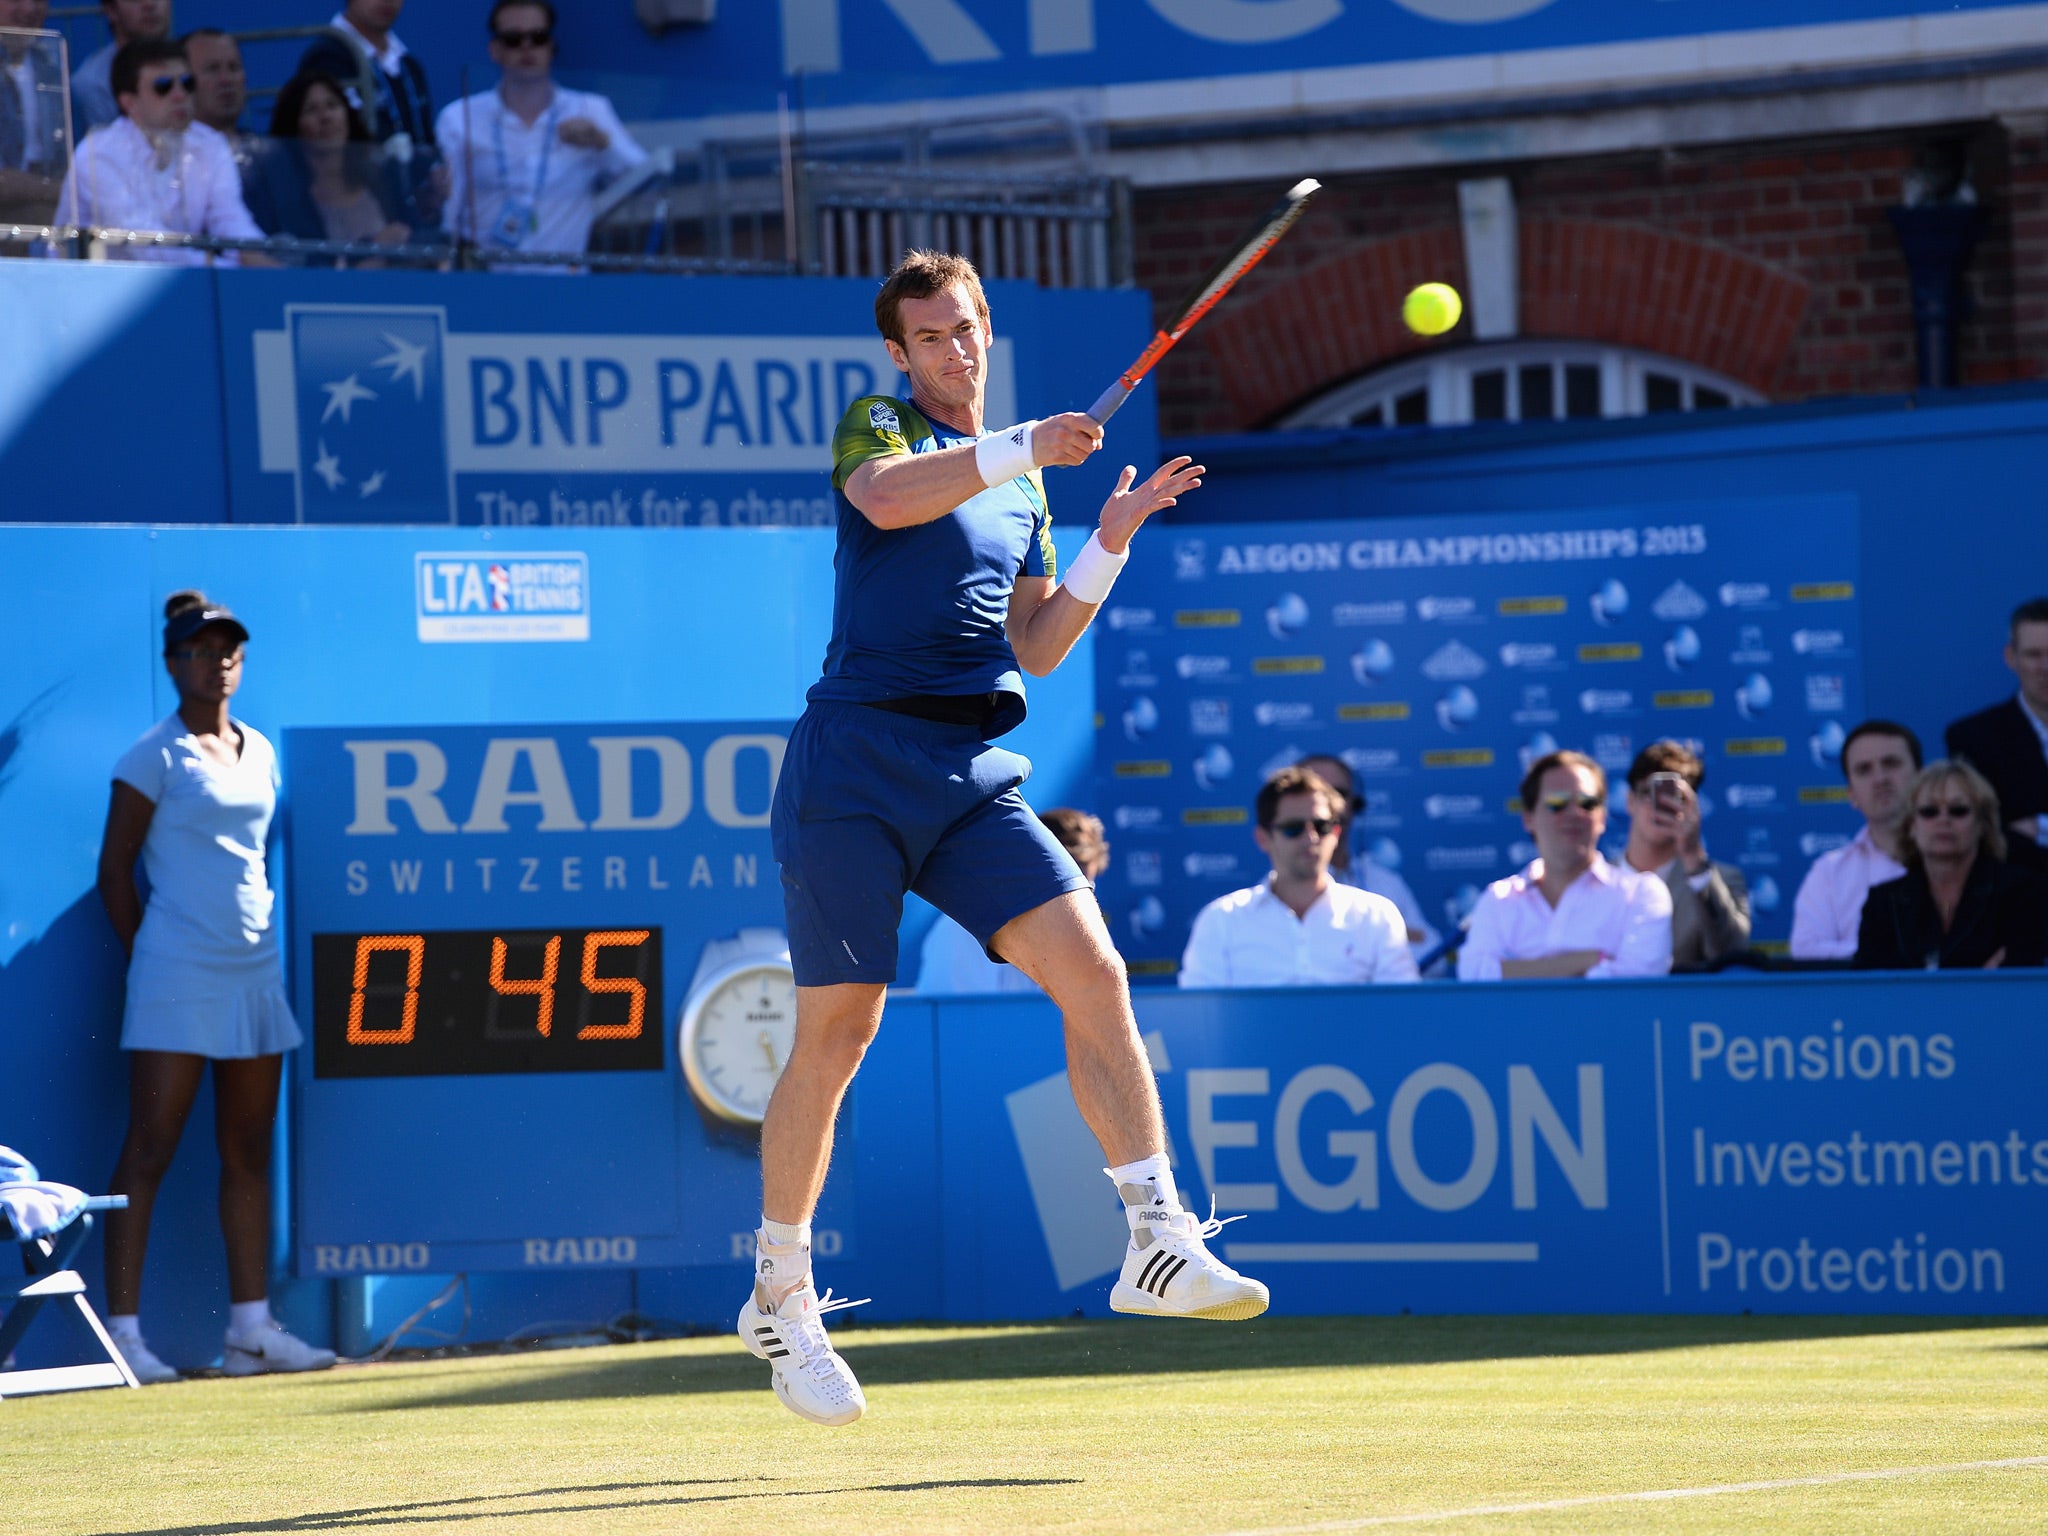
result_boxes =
[1109,1200,1270,1321]
[738,1278,868,1426]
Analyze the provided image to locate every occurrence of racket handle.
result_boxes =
[1087,380,1132,425]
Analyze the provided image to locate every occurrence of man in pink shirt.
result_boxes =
[1790,720,1920,960]
[1457,749,1673,979]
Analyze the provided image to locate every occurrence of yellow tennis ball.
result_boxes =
[1403,282,1463,337]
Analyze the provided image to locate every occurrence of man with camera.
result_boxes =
[1620,740,1750,971]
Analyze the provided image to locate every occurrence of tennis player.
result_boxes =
[740,251,1269,1426]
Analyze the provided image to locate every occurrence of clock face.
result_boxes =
[680,962,797,1124]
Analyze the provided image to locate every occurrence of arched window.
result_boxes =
[1276,342,1763,431]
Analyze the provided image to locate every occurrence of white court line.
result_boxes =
[1207,1456,2048,1535]
[1224,1244,1538,1263]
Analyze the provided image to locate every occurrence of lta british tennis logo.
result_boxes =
[288,306,452,524]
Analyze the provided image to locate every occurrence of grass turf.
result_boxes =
[6,1316,2046,1534]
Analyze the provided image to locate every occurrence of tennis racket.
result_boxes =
[1086,177,1322,425]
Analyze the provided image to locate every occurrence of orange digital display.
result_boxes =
[312,928,663,1077]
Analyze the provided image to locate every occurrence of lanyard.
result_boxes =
[492,95,560,211]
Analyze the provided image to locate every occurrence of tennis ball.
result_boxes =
[1403,282,1463,337]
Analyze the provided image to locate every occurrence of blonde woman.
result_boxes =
[1855,759,2048,970]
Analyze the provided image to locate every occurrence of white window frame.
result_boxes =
[1276,341,1762,431]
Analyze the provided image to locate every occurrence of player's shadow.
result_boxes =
[95,1476,1084,1534]
[357,1313,2006,1412]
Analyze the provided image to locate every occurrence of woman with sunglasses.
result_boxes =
[1854,760,2048,969]
[243,71,410,262]
[93,591,334,1384]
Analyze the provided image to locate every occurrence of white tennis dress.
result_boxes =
[113,715,302,1058]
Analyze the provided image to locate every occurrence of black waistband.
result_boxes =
[868,692,1005,729]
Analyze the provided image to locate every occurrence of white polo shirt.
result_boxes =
[1456,853,1673,980]
[1179,878,1419,988]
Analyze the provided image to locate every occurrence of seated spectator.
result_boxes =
[919,809,1109,995]
[1458,749,1672,980]
[0,0,64,225]
[1619,740,1750,971]
[1298,752,1442,959]
[437,1,649,263]
[297,0,443,228]
[59,38,267,265]
[1946,597,2048,869]
[70,0,168,135]
[1790,719,1920,960]
[184,29,248,152]
[1180,765,1418,988]
[244,72,408,255]
[1855,760,2048,970]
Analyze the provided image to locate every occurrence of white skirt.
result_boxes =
[121,952,303,1059]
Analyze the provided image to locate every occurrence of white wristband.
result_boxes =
[974,420,1039,487]
[1063,531,1128,606]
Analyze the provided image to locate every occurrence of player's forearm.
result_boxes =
[844,448,992,531]
[1012,586,1096,676]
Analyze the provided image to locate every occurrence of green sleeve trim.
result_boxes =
[831,395,934,491]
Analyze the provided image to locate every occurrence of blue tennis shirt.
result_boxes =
[807,395,1058,734]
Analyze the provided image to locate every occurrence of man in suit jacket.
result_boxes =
[0,0,66,225]
[1946,597,2048,870]
[1620,739,1751,971]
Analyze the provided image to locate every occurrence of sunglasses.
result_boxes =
[169,646,243,665]
[1914,802,1975,821]
[145,73,195,97]
[1540,792,1603,813]
[1269,817,1337,839]
[494,27,553,47]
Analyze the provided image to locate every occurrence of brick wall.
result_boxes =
[1133,121,2048,436]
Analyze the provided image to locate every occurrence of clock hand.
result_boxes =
[759,1031,781,1073]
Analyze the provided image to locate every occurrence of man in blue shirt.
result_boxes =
[740,251,1268,1427]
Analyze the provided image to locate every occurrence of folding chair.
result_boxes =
[0,1193,139,1398]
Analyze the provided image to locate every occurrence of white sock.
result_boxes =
[107,1312,142,1344]
[756,1217,812,1302]
[1107,1154,1182,1229]
[228,1299,273,1338]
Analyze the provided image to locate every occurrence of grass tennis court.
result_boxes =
[8,1315,2046,1534]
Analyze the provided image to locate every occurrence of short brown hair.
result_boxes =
[1257,765,1336,829]
[1038,807,1107,868]
[1903,759,2006,867]
[874,250,990,346]
[1518,750,1606,814]
[1626,739,1704,793]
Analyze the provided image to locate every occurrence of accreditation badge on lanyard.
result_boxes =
[487,101,559,249]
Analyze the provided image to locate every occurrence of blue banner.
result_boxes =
[1093,499,1864,977]
[936,974,2048,1317]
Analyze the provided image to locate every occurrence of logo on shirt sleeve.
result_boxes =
[868,401,900,434]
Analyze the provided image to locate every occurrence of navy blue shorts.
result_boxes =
[771,700,1091,986]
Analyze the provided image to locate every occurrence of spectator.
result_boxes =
[95,592,335,1384]
[438,1,648,262]
[1180,765,1418,988]
[1855,759,2048,970]
[244,71,408,256]
[1299,751,1441,958]
[1457,749,1672,980]
[1619,740,1750,971]
[918,808,1110,995]
[297,0,443,227]
[1945,596,2048,868]
[0,0,63,225]
[183,29,246,142]
[70,0,168,134]
[1790,719,1920,960]
[59,38,267,265]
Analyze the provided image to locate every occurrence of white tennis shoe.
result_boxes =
[222,1320,337,1376]
[738,1278,868,1427]
[1109,1199,1270,1321]
[111,1332,180,1384]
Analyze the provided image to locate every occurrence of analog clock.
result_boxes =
[678,930,795,1126]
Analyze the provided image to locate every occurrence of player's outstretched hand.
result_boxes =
[1098,457,1203,554]
[1031,412,1106,468]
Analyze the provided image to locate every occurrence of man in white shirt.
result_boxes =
[1180,765,1418,988]
[69,0,167,134]
[437,1,649,264]
[1299,751,1442,961]
[1620,740,1750,971]
[59,38,266,265]
[1790,719,1919,960]
[1458,749,1672,980]
[919,808,1111,994]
